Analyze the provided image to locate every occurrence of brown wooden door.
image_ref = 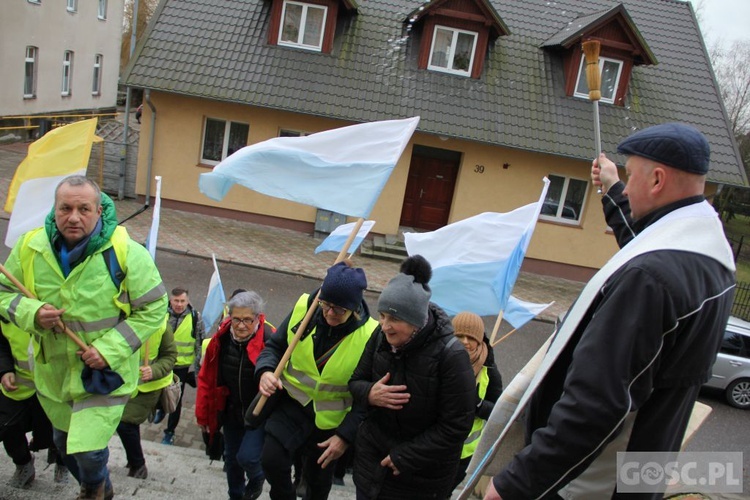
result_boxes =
[399,153,459,230]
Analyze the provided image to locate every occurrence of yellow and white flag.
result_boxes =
[4,118,98,248]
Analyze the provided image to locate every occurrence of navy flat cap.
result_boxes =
[617,123,710,175]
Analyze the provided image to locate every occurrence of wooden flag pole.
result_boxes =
[0,263,89,352]
[491,328,517,348]
[582,39,603,193]
[488,311,504,346]
[253,218,365,416]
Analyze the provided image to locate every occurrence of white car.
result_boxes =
[703,316,750,409]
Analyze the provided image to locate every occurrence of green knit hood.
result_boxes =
[45,192,118,258]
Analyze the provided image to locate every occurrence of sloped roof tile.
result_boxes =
[123,0,746,185]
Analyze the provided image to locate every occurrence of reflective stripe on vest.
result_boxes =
[0,323,36,401]
[282,294,376,430]
[137,324,173,393]
[173,311,195,367]
[462,366,490,459]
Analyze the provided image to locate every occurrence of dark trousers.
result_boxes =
[166,366,190,434]
[2,425,32,465]
[262,430,336,500]
[116,421,145,469]
[0,392,52,466]
[223,419,265,499]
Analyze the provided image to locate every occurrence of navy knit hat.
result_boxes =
[378,255,432,327]
[319,262,367,312]
[617,123,710,175]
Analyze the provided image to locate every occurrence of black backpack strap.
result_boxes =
[102,247,125,290]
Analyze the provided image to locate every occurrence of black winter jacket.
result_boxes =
[349,304,476,499]
[494,191,736,499]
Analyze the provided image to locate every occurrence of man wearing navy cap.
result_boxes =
[486,123,736,499]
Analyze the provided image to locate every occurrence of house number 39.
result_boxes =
[474,164,485,173]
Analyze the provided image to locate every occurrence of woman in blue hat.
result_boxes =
[256,260,378,500]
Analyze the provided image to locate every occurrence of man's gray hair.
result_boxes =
[227,291,265,315]
[55,175,102,207]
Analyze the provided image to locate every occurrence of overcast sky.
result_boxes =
[695,0,750,50]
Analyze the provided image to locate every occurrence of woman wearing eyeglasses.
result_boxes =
[255,260,378,500]
[196,291,275,500]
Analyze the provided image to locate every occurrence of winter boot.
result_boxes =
[8,456,35,488]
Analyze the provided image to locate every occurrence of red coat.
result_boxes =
[195,315,274,442]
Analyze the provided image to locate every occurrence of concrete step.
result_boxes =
[360,235,407,262]
[0,435,359,499]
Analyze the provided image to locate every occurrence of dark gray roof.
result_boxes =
[123,0,747,186]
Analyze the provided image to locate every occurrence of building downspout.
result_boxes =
[144,89,156,206]
[118,89,155,225]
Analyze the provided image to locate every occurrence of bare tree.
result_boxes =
[713,40,750,137]
[120,0,159,72]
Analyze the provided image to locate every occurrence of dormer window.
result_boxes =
[268,0,355,54]
[573,56,623,104]
[428,26,478,76]
[408,0,509,79]
[279,0,327,51]
[542,4,657,107]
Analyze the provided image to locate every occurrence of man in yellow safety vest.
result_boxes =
[0,176,167,499]
[159,287,204,445]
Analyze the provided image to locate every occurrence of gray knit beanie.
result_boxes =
[377,255,432,327]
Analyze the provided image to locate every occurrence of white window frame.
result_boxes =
[278,0,327,52]
[200,118,250,165]
[540,174,588,225]
[92,54,102,95]
[427,25,478,77]
[24,46,38,99]
[61,50,74,96]
[574,56,623,104]
[98,0,107,19]
[67,0,77,12]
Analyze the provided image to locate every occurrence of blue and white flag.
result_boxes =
[315,220,376,255]
[202,254,227,333]
[404,178,550,318]
[145,176,162,260]
[504,296,554,330]
[199,117,420,218]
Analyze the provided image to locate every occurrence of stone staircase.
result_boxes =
[0,436,359,500]
[359,233,409,263]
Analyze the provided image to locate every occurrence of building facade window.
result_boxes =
[278,0,327,51]
[201,118,250,165]
[67,0,77,12]
[92,54,102,95]
[24,46,38,99]
[427,26,478,76]
[540,174,588,224]
[61,50,74,96]
[98,0,107,19]
[574,56,623,104]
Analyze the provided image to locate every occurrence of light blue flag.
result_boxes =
[404,178,550,318]
[315,220,376,254]
[504,296,554,330]
[202,254,226,333]
[144,176,162,260]
[199,117,420,218]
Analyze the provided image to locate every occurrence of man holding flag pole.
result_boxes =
[477,123,735,500]
[0,172,167,499]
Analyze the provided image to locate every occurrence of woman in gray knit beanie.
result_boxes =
[349,255,476,499]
